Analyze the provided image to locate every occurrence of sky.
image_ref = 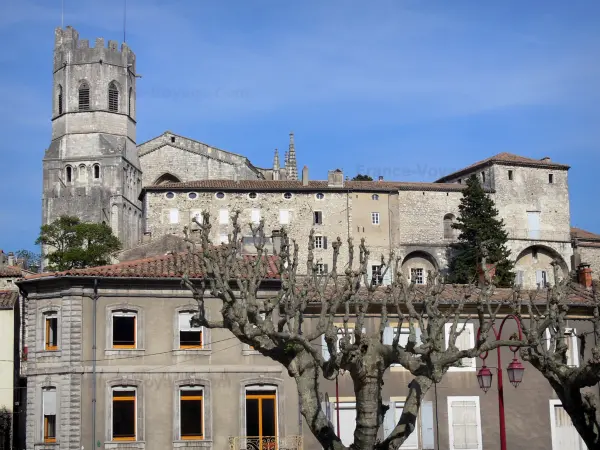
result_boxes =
[0,0,599,253]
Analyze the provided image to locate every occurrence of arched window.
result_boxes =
[93,164,100,179]
[154,173,182,185]
[79,164,87,182]
[443,213,455,239]
[372,194,379,201]
[128,87,133,116]
[78,81,90,111]
[57,85,63,115]
[109,82,119,112]
[65,166,73,183]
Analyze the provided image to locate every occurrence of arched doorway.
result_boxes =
[514,245,569,288]
[401,251,438,285]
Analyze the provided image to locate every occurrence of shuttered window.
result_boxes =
[445,323,475,369]
[179,312,203,349]
[279,210,290,225]
[43,388,57,443]
[251,209,260,224]
[108,82,119,112]
[169,208,179,224]
[448,397,481,450]
[78,82,90,111]
[45,313,58,351]
[383,401,419,448]
[219,209,229,225]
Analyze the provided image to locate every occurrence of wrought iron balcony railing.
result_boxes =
[228,435,303,450]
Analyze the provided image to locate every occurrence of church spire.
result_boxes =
[287,132,298,180]
[273,149,280,180]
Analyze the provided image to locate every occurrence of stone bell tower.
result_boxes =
[42,26,142,251]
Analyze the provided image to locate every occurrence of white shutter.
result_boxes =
[251,209,260,224]
[179,312,201,332]
[458,326,473,367]
[383,401,395,440]
[382,267,392,285]
[322,334,330,360]
[383,326,394,345]
[567,330,579,367]
[421,400,435,449]
[43,389,57,415]
[169,208,179,224]
[515,270,524,287]
[219,209,229,224]
[449,398,480,450]
[551,401,587,450]
[536,270,545,287]
[279,210,289,224]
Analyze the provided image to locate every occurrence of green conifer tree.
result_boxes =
[448,174,514,286]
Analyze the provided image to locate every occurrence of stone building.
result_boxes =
[16,253,596,450]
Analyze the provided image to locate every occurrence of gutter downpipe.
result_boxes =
[92,278,99,450]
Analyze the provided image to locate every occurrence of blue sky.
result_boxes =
[1,0,599,253]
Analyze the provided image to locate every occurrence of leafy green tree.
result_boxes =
[448,175,514,286]
[352,174,373,181]
[36,216,122,271]
[14,249,42,272]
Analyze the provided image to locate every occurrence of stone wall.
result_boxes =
[579,245,600,277]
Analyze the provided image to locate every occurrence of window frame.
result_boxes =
[108,81,120,112]
[248,192,258,199]
[447,396,482,450]
[65,165,73,184]
[109,309,140,351]
[545,327,579,367]
[282,192,293,200]
[372,194,379,201]
[410,267,425,285]
[178,311,204,350]
[111,386,137,442]
[78,81,90,111]
[219,209,229,225]
[169,208,180,224]
[215,192,226,200]
[243,385,279,441]
[371,212,380,225]
[508,170,513,181]
[42,387,57,444]
[179,386,204,440]
[165,191,175,200]
[315,192,325,200]
[251,208,261,225]
[549,173,554,184]
[93,163,101,180]
[445,322,476,371]
[44,312,59,351]
[279,209,290,225]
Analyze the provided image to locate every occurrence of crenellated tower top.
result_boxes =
[53,26,136,72]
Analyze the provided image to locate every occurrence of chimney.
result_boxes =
[302,166,309,186]
[577,263,593,289]
[327,169,344,187]
[7,252,15,266]
[378,175,384,182]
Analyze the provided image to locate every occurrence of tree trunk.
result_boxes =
[552,383,600,449]
[353,373,384,449]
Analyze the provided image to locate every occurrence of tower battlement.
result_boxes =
[53,26,135,71]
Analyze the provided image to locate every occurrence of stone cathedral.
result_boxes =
[42,26,296,250]
[42,26,600,286]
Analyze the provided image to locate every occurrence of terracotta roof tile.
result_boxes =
[22,252,280,281]
[0,290,18,309]
[436,152,570,182]
[0,266,22,277]
[571,227,600,241]
[143,179,478,194]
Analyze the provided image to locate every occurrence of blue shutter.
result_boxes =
[421,400,435,449]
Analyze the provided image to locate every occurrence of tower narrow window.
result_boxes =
[109,82,119,112]
[57,85,63,115]
[65,166,72,183]
[78,82,90,111]
[128,87,133,116]
[94,164,100,179]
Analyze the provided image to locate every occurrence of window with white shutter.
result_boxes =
[384,324,421,369]
[445,323,475,370]
[545,328,579,367]
[43,388,57,443]
[219,209,229,224]
[448,396,482,450]
[330,402,356,447]
[179,312,203,349]
[382,401,419,449]
[169,208,179,224]
[549,400,587,450]
[279,210,290,225]
[251,209,260,224]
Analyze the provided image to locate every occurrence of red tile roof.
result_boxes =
[22,252,280,281]
[143,179,474,193]
[0,266,22,277]
[436,152,570,182]
[0,290,18,309]
[571,227,600,241]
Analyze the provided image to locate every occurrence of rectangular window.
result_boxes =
[445,323,475,369]
[279,210,290,225]
[245,389,277,442]
[314,211,322,225]
[410,268,424,285]
[251,209,260,224]
[371,265,383,285]
[330,401,356,447]
[371,212,380,225]
[508,170,513,181]
[315,263,328,275]
[458,178,462,184]
[219,209,229,225]
[549,400,586,450]
[481,171,486,183]
[169,208,179,224]
[180,388,204,440]
[179,312,203,349]
[45,313,58,351]
[322,326,357,360]
[545,328,579,367]
[314,236,323,249]
[43,388,57,443]
[448,396,482,450]
[112,389,136,441]
[536,270,547,287]
[112,311,136,349]
[549,173,554,184]
[527,211,541,239]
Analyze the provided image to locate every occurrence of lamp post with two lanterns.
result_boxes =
[475,315,525,450]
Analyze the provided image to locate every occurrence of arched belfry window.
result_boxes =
[93,164,100,179]
[78,81,90,111]
[443,213,455,239]
[65,166,73,183]
[57,85,63,115]
[108,82,119,112]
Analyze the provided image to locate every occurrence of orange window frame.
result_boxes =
[113,315,137,349]
[112,392,136,441]
[43,416,56,443]
[45,316,58,351]
[179,317,203,349]
[180,391,204,440]
[246,392,277,441]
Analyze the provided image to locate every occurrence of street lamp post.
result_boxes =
[476,315,525,450]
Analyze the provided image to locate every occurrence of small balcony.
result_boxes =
[228,436,303,450]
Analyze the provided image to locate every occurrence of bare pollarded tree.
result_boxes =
[511,263,600,450]
[180,212,525,450]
